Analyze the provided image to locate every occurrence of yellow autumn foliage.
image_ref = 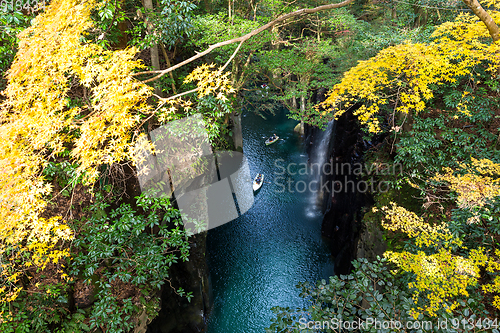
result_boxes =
[0,0,155,304]
[0,0,237,307]
[387,248,487,318]
[380,203,461,249]
[381,203,495,317]
[483,249,500,309]
[184,63,236,100]
[381,184,500,316]
[327,6,500,314]
[434,158,500,209]
[322,3,500,132]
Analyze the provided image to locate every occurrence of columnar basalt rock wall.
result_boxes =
[306,110,375,275]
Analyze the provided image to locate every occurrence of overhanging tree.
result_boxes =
[0,0,359,329]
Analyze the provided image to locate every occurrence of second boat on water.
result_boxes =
[265,134,279,145]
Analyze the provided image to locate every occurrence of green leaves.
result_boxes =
[0,8,32,90]
[89,288,136,332]
[157,0,197,47]
[69,192,192,330]
[43,161,81,197]
[269,258,414,332]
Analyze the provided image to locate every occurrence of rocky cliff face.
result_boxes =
[321,111,370,275]
[147,232,210,333]
[315,109,391,274]
[355,215,387,262]
[305,110,381,275]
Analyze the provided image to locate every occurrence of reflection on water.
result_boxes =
[206,108,335,333]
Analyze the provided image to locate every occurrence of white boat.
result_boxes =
[253,173,264,191]
[265,135,279,145]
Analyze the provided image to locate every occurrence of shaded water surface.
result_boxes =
[206,109,334,332]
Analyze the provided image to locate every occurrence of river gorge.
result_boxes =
[206,108,336,332]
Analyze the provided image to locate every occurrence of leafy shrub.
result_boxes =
[0,192,193,332]
[70,193,193,330]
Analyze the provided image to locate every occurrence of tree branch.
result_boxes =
[160,44,177,94]
[462,0,500,42]
[165,88,199,101]
[220,40,244,72]
[133,0,355,83]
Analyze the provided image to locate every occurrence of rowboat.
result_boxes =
[265,135,279,145]
[253,173,264,191]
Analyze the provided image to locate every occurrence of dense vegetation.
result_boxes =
[0,0,499,332]
[269,1,500,332]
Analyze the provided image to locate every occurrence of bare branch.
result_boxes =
[220,40,244,72]
[165,88,199,101]
[133,0,355,83]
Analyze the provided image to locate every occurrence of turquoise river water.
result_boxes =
[206,108,335,332]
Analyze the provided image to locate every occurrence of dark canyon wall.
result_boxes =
[306,110,377,275]
[147,232,210,333]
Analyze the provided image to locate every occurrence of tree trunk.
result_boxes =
[116,0,128,49]
[204,0,211,13]
[462,0,500,42]
[160,44,177,94]
[391,2,397,21]
[231,111,243,150]
[231,56,239,87]
[412,5,427,28]
[463,0,500,75]
[143,0,162,97]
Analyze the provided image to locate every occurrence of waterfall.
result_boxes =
[312,120,334,169]
[305,120,334,217]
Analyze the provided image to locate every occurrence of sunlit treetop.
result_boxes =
[321,2,500,133]
[0,0,235,306]
[434,158,500,209]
